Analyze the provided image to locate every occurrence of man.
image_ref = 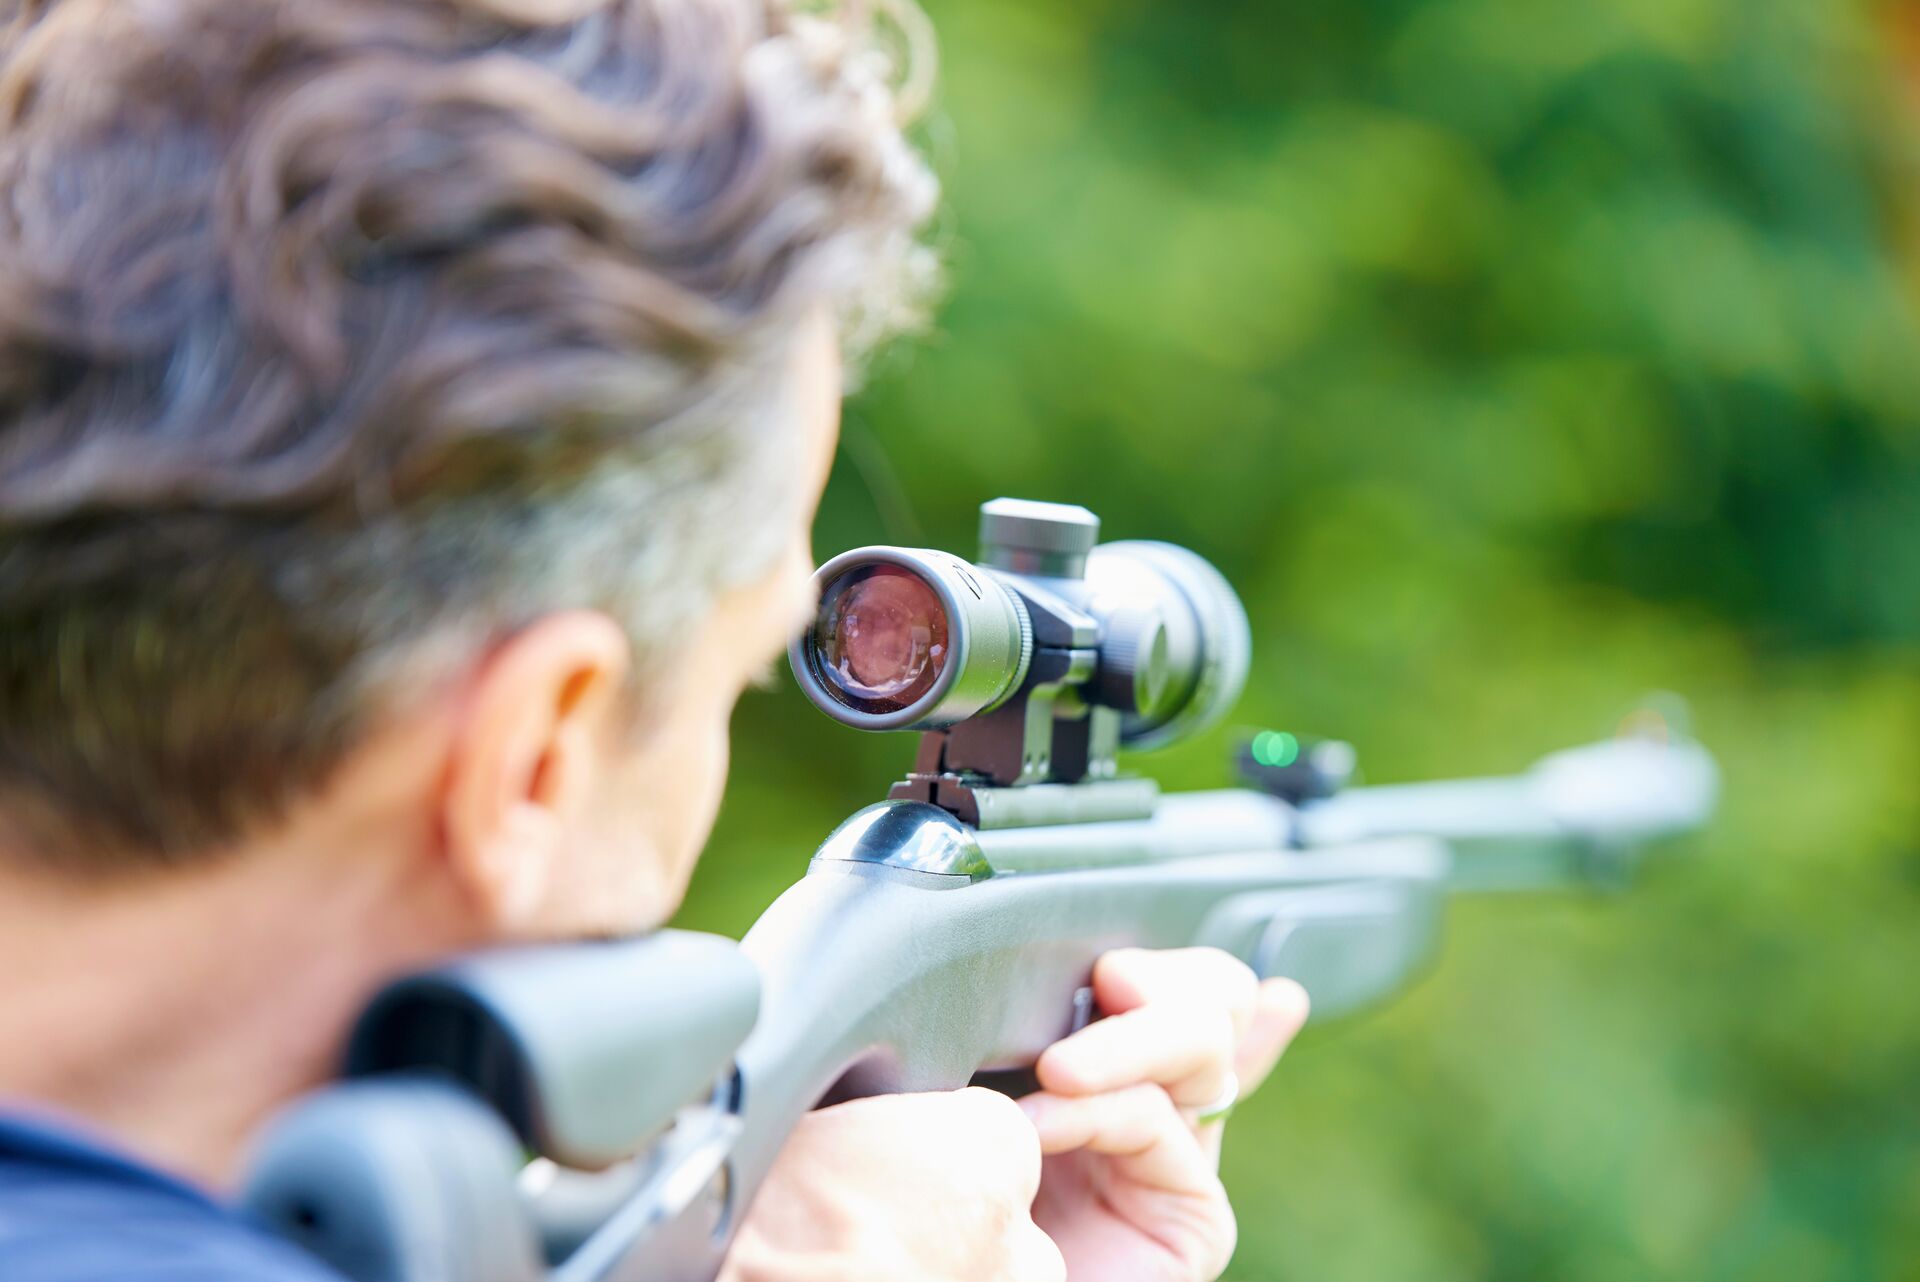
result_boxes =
[0,2,1307,1280]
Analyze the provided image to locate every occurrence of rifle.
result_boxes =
[242,498,1718,1282]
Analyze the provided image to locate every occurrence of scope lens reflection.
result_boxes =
[813,565,951,714]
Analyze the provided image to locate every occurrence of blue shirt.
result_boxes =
[0,1107,344,1282]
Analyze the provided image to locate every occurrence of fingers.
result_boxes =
[1020,1082,1219,1195]
[1016,951,1286,1282]
[861,1090,1062,1282]
[1092,946,1262,1040]
[740,1087,1064,1282]
[808,1086,1046,1204]
[1038,947,1262,1108]
[1234,978,1310,1095]
[1006,1219,1069,1282]
[947,1086,1049,1204]
[1037,1001,1237,1107]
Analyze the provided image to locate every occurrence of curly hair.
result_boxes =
[0,0,937,870]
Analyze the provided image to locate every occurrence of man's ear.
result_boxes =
[441,611,631,933]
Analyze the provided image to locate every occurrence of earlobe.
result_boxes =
[438,611,630,934]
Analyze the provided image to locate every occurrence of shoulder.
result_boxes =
[0,1111,344,1282]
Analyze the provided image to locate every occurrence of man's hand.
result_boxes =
[720,1086,1066,1282]
[725,949,1308,1282]
[1023,949,1309,1282]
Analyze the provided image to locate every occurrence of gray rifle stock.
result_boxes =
[244,734,1716,1282]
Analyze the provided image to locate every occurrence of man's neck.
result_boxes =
[0,829,477,1192]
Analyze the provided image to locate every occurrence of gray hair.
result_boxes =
[0,0,938,870]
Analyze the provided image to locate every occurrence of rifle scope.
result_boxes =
[790,499,1250,776]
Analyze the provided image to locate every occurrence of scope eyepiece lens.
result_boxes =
[812,565,951,715]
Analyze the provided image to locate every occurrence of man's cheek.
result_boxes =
[639,717,727,877]
[677,721,731,871]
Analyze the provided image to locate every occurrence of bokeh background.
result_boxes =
[676,1,1920,1277]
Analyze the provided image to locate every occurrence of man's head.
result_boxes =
[0,0,935,934]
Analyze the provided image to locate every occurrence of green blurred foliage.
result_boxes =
[678,0,1920,1276]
